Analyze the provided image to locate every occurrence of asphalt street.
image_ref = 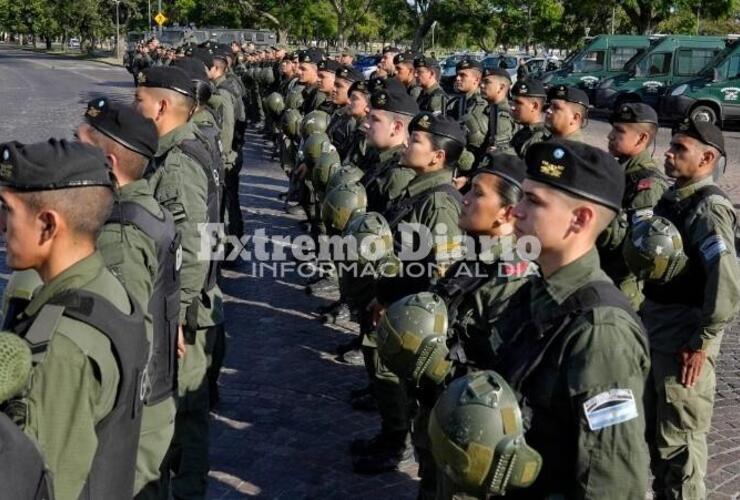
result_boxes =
[0,47,739,498]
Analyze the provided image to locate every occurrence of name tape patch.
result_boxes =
[583,388,638,431]
[700,234,728,263]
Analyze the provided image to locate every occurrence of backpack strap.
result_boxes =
[387,183,462,229]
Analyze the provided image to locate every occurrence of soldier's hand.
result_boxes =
[177,325,187,359]
[678,347,707,388]
[295,163,308,180]
[367,299,386,328]
[453,176,469,190]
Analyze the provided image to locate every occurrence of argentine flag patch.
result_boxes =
[583,389,639,431]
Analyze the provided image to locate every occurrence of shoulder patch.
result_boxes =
[700,234,729,263]
[631,208,653,225]
[583,388,638,431]
[637,178,652,191]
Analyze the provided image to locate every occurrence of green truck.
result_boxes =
[593,35,727,110]
[539,35,652,99]
[661,39,740,126]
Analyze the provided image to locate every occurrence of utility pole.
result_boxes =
[696,3,701,35]
[148,0,152,34]
[611,6,616,34]
[113,0,120,59]
[158,0,162,35]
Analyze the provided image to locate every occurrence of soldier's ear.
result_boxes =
[700,147,718,169]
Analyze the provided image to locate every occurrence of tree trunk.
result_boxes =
[411,15,436,52]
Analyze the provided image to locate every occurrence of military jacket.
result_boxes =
[417,84,448,113]
[344,120,374,168]
[20,253,131,500]
[482,100,517,155]
[361,145,415,212]
[301,86,327,115]
[641,175,740,354]
[493,249,650,499]
[326,106,357,160]
[511,122,551,158]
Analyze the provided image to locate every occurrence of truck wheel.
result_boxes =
[690,105,718,125]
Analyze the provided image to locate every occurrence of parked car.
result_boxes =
[354,55,379,78]
[68,38,80,49]
[481,55,519,79]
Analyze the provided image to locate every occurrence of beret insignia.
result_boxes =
[418,114,431,130]
[137,72,147,84]
[539,161,565,178]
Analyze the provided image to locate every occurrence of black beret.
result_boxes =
[409,112,466,145]
[547,84,589,107]
[482,67,511,81]
[511,79,546,98]
[349,79,370,95]
[336,65,364,83]
[393,51,418,65]
[370,86,419,116]
[367,76,387,93]
[298,48,323,64]
[84,98,158,159]
[609,102,658,125]
[382,46,400,54]
[524,139,623,211]
[189,47,214,68]
[172,57,209,84]
[413,55,440,70]
[456,57,483,73]
[283,52,295,61]
[211,44,231,61]
[317,59,341,73]
[137,67,195,99]
[672,116,725,156]
[0,139,113,191]
[476,152,526,188]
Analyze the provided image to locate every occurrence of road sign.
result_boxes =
[154,12,167,26]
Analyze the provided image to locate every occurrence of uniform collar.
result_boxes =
[423,83,441,95]
[665,174,713,202]
[621,149,658,175]
[535,247,601,306]
[405,167,452,198]
[156,121,196,157]
[119,178,154,199]
[24,252,106,317]
[377,144,404,163]
[561,128,584,142]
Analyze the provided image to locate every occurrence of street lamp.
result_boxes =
[113,0,121,59]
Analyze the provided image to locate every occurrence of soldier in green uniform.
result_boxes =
[360,81,418,213]
[545,84,589,141]
[393,50,422,99]
[414,55,447,113]
[379,46,400,78]
[446,57,487,123]
[344,79,374,169]
[75,98,181,499]
[510,78,551,158]
[641,118,740,499]
[134,66,215,499]
[597,103,668,310]
[327,65,363,160]
[479,67,516,156]
[298,49,328,114]
[316,59,341,115]
[487,139,651,498]
[0,139,148,500]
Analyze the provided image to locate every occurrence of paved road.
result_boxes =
[0,47,739,498]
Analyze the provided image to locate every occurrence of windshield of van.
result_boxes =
[159,31,185,46]
[698,44,738,77]
[571,50,605,72]
[711,54,740,80]
[634,52,672,76]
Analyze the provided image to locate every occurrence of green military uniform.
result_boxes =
[147,120,213,499]
[361,145,416,213]
[417,83,447,114]
[598,149,668,309]
[641,173,740,499]
[453,90,488,167]
[483,100,516,156]
[97,180,177,495]
[326,106,357,161]
[511,122,550,158]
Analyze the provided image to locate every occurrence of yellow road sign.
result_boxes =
[154,12,167,26]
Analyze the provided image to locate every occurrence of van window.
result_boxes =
[573,50,605,72]
[609,47,639,71]
[636,52,672,76]
[716,54,740,80]
[676,49,717,76]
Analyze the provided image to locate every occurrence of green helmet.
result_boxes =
[326,164,364,194]
[301,110,331,138]
[322,182,367,233]
[343,211,394,267]
[462,111,488,150]
[375,292,452,386]
[285,88,305,110]
[281,108,303,139]
[457,149,476,173]
[262,66,275,86]
[298,132,331,169]
[312,145,342,197]
[623,216,688,284]
[2,270,43,320]
[428,370,542,497]
[264,92,285,116]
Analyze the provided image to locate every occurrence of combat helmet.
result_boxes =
[428,370,542,496]
[2,270,43,321]
[281,108,303,139]
[326,164,364,194]
[623,216,688,284]
[301,110,331,138]
[261,66,275,86]
[264,92,285,117]
[322,181,367,233]
[312,145,342,199]
[285,88,305,110]
[299,132,331,169]
[375,292,452,386]
[343,211,394,267]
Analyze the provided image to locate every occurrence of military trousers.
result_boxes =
[134,396,177,497]
[167,327,211,500]
[222,164,244,240]
[205,323,226,409]
[646,349,717,500]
